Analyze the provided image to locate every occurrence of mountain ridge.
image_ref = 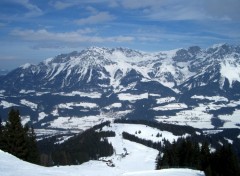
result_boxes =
[1,43,240,93]
[0,43,240,133]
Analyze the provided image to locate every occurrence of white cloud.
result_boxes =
[10,28,134,44]
[51,0,119,10]
[121,0,162,9]
[75,12,116,25]
[14,0,43,17]
[121,0,240,21]
[52,1,75,10]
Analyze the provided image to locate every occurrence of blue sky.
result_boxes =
[0,0,240,70]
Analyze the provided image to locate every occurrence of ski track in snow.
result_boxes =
[0,122,205,175]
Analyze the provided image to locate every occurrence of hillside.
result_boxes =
[0,149,204,176]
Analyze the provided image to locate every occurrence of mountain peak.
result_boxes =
[20,63,33,69]
[211,43,228,49]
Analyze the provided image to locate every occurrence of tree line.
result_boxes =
[122,131,162,150]
[156,138,240,176]
[0,108,40,164]
[38,122,115,166]
[115,119,201,136]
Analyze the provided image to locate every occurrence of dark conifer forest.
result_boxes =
[38,122,115,166]
[155,138,240,176]
[0,108,40,164]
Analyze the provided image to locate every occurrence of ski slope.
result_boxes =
[0,150,204,176]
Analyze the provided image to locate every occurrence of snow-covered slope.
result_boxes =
[0,145,204,176]
[0,123,204,176]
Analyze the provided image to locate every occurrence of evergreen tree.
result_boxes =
[0,115,2,132]
[4,109,29,160]
[26,125,40,163]
[211,145,240,176]
[200,142,210,171]
[0,108,40,164]
[0,116,3,148]
[156,138,240,176]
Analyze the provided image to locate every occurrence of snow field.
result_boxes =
[156,97,175,104]
[38,112,48,121]
[123,169,205,176]
[56,91,102,98]
[218,109,240,128]
[49,115,112,131]
[104,103,122,110]
[191,95,228,102]
[156,104,214,129]
[118,93,148,101]
[20,99,38,110]
[102,123,183,143]
[0,100,19,109]
[58,102,98,109]
[153,103,187,111]
[220,58,240,88]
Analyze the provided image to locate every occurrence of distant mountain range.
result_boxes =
[0,43,240,138]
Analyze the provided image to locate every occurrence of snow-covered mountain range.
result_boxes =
[0,43,240,138]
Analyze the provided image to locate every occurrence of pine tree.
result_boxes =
[211,145,240,176]
[4,109,29,160]
[0,116,3,148]
[1,108,40,164]
[200,142,210,171]
[26,125,40,164]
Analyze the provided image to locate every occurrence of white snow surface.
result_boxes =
[38,112,48,121]
[153,103,188,111]
[191,95,228,102]
[218,109,240,128]
[156,97,176,104]
[0,100,18,109]
[102,123,184,143]
[156,103,214,129]
[57,91,102,98]
[118,93,148,101]
[58,102,98,109]
[20,63,32,69]
[220,58,240,87]
[20,99,38,110]
[0,150,204,176]
[19,89,35,94]
[104,103,122,110]
[123,169,204,176]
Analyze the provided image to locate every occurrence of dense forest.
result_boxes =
[122,131,162,150]
[38,122,115,166]
[156,138,240,176]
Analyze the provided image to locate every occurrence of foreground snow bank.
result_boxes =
[0,150,204,176]
[123,169,205,176]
